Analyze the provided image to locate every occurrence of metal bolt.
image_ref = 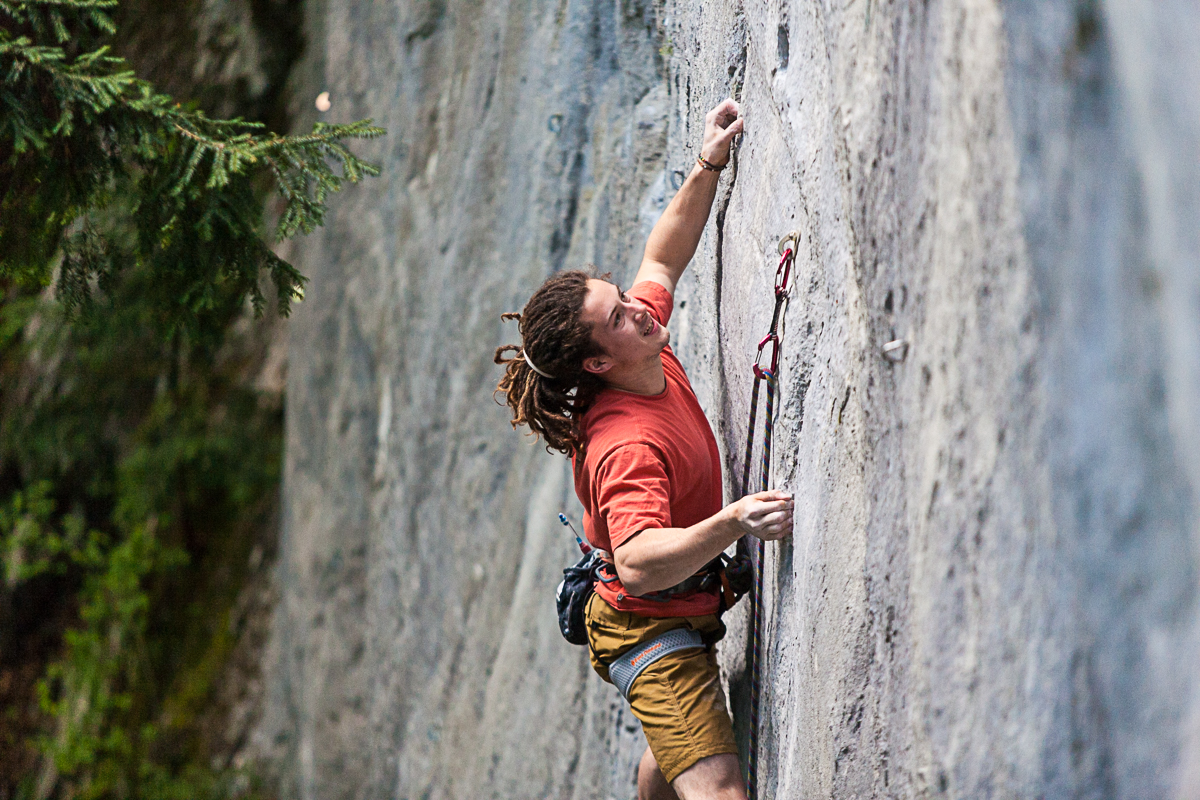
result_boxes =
[882,338,909,363]
[778,230,800,255]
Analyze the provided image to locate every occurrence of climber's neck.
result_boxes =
[601,356,667,397]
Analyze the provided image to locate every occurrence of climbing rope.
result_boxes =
[739,232,796,800]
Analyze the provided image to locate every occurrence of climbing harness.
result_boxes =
[555,512,748,647]
[738,232,798,800]
[600,555,746,605]
[609,628,705,699]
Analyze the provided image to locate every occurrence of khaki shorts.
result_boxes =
[584,592,739,783]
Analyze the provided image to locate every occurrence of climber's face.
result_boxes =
[579,278,669,375]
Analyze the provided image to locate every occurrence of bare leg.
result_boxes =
[638,747,681,800]
[670,753,747,800]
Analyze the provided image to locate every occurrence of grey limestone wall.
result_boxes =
[253,0,1200,797]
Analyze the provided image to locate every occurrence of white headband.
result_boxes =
[523,349,554,379]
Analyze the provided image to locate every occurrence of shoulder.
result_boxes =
[581,404,657,462]
[583,401,646,452]
[595,440,669,477]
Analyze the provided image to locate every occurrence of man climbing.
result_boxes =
[494,98,793,800]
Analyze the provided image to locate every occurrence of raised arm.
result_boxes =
[635,99,744,295]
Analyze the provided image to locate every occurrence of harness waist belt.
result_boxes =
[596,557,725,601]
[609,628,704,700]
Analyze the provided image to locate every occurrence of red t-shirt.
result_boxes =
[572,280,723,617]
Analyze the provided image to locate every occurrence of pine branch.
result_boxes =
[0,0,117,42]
[0,0,385,330]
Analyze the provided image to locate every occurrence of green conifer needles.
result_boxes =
[0,0,384,324]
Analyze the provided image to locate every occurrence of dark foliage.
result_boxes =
[0,1,383,796]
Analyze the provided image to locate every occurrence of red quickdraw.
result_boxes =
[751,235,795,380]
[741,231,798,800]
[774,237,795,296]
[753,333,779,380]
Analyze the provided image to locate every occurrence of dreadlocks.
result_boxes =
[494,269,609,456]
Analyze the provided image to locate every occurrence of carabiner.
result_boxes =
[753,332,779,380]
[774,251,793,298]
[775,231,798,297]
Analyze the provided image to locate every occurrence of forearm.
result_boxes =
[635,100,742,292]
[613,490,794,596]
[613,507,741,596]
[641,162,722,276]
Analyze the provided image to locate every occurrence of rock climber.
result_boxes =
[494,98,793,800]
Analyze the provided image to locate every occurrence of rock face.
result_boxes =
[253,0,1200,797]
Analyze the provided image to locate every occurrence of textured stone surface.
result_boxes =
[254,0,1200,797]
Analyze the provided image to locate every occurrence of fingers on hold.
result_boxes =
[765,511,794,530]
[711,99,739,125]
[747,504,774,519]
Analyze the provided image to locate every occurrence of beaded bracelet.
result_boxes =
[697,155,727,172]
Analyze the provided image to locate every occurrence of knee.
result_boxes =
[638,747,680,800]
[669,753,746,800]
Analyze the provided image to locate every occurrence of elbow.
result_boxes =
[613,551,653,597]
[620,573,652,598]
